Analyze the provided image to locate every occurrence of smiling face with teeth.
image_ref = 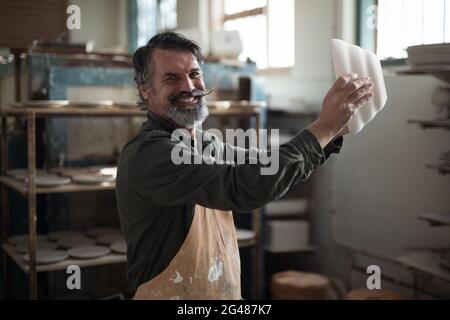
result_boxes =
[139,48,209,129]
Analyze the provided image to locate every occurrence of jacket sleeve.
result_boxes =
[126,129,332,211]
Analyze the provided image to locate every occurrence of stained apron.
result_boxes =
[133,204,242,300]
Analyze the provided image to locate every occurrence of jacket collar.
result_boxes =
[141,110,179,133]
[141,110,214,146]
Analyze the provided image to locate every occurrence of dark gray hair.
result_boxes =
[133,31,204,110]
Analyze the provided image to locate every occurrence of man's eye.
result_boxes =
[190,72,201,78]
[164,77,176,83]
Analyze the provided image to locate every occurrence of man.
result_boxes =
[116,32,374,300]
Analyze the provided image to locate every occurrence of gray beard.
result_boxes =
[165,98,209,128]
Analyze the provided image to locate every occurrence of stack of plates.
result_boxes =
[23,249,69,264]
[407,43,450,66]
[68,245,111,259]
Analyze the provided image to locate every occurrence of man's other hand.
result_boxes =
[307,73,374,148]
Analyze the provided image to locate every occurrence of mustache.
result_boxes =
[168,88,214,105]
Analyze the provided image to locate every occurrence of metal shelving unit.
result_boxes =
[0,103,265,299]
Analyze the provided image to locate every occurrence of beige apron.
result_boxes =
[133,204,242,300]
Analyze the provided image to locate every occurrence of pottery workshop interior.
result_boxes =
[0,0,449,301]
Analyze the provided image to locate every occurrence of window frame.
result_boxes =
[356,0,406,67]
[357,0,408,66]
[212,0,294,72]
[356,0,450,67]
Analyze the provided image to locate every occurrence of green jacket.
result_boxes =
[116,111,342,289]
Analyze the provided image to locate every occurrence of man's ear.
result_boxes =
[138,85,151,101]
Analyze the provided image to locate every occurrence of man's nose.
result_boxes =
[179,76,195,92]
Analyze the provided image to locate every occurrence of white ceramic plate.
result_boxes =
[11,100,69,109]
[25,176,71,187]
[48,167,90,177]
[8,234,47,245]
[97,234,124,245]
[23,249,69,264]
[68,245,111,259]
[331,39,388,134]
[58,236,97,249]
[16,241,58,253]
[85,227,121,238]
[99,167,117,178]
[72,174,115,184]
[68,100,114,109]
[236,229,255,241]
[110,241,127,254]
[6,169,49,180]
[47,230,85,241]
[115,102,137,109]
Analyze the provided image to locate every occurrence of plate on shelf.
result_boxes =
[8,234,47,245]
[85,227,121,238]
[10,100,69,109]
[115,102,138,109]
[71,174,115,184]
[97,234,124,245]
[110,241,127,254]
[99,167,117,178]
[208,101,232,110]
[24,176,71,187]
[6,169,49,180]
[68,245,111,259]
[58,236,97,249]
[47,230,85,241]
[16,241,58,253]
[265,199,309,217]
[23,249,69,264]
[236,229,255,242]
[68,100,114,109]
[48,167,90,177]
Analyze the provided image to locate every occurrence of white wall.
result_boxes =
[333,75,450,255]
[69,0,128,51]
[284,0,450,296]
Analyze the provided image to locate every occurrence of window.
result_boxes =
[219,0,294,69]
[158,0,177,31]
[359,0,450,60]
